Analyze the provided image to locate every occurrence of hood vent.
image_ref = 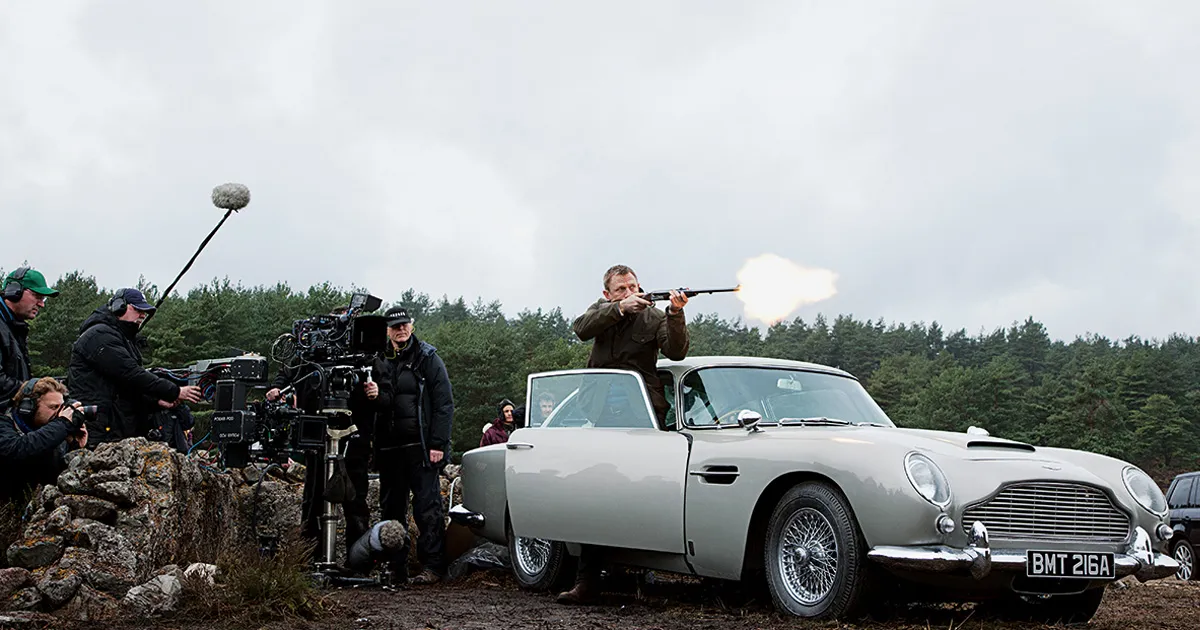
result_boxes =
[966,440,1036,452]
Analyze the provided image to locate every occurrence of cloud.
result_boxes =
[1,1,1197,341]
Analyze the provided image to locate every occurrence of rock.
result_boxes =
[37,485,62,513]
[235,480,303,543]
[57,495,119,524]
[284,462,307,484]
[53,585,118,622]
[6,535,65,569]
[57,544,136,595]
[0,612,47,626]
[155,564,183,580]
[122,574,181,616]
[44,506,72,534]
[36,566,82,608]
[242,466,264,484]
[183,563,217,585]
[87,466,133,487]
[4,588,42,612]
[0,567,31,601]
[92,481,139,507]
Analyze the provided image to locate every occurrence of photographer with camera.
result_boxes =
[67,289,203,445]
[0,378,88,505]
[369,306,455,585]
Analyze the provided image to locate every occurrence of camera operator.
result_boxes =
[0,378,87,505]
[1,266,59,403]
[369,306,455,585]
[266,307,373,563]
[67,289,203,445]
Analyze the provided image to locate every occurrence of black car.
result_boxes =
[1166,471,1199,581]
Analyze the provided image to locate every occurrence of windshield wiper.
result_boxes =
[779,417,853,427]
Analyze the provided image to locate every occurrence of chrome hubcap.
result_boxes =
[516,536,551,577]
[778,508,839,605]
[1174,544,1193,581]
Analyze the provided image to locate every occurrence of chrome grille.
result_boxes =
[962,482,1130,543]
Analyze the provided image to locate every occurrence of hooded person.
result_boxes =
[66,288,203,444]
[480,398,515,447]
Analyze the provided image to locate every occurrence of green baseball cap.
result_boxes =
[5,268,59,297]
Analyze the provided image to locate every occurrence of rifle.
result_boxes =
[641,286,741,302]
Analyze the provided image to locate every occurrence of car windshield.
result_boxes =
[679,366,895,428]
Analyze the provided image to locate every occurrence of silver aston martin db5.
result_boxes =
[450,356,1178,622]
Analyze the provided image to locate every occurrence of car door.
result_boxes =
[505,369,690,554]
[1189,476,1200,548]
[1168,476,1196,545]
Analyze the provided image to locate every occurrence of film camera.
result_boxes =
[209,291,388,468]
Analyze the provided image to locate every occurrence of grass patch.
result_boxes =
[0,496,30,568]
[175,531,342,623]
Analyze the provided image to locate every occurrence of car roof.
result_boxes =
[656,355,857,379]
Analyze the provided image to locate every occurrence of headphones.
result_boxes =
[2,266,30,302]
[108,293,128,316]
[15,378,39,419]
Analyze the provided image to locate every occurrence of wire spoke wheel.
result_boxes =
[515,536,551,577]
[777,507,840,605]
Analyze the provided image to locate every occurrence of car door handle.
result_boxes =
[506,442,534,450]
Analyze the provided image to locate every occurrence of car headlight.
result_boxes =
[1122,466,1167,515]
[905,452,951,508]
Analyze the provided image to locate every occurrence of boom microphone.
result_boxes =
[147,183,252,317]
[211,183,251,211]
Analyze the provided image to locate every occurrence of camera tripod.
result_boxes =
[306,422,398,589]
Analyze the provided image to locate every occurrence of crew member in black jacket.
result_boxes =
[67,289,203,444]
[367,306,454,584]
[1,266,59,404]
[0,377,87,505]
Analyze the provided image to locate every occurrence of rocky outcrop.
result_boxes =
[2,439,301,620]
[4,439,465,619]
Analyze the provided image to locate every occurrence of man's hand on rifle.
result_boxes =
[265,388,282,402]
[618,293,651,316]
[667,289,689,315]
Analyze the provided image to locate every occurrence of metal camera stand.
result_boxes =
[307,420,398,589]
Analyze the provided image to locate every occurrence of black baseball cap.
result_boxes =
[385,306,413,327]
[117,288,156,312]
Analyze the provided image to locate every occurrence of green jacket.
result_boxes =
[572,299,689,420]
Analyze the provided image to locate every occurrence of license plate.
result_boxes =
[1026,550,1115,579]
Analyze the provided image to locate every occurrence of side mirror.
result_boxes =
[966,426,990,436]
[737,409,763,433]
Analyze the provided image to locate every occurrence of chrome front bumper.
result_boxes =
[867,523,1180,582]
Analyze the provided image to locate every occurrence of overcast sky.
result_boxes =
[2,1,1197,342]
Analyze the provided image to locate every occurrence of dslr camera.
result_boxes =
[63,400,98,435]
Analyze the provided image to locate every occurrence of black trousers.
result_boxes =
[576,544,604,584]
[377,444,445,576]
[301,436,371,561]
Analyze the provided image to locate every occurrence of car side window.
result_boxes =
[658,370,676,431]
[529,371,656,430]
[1169,477,1194,509]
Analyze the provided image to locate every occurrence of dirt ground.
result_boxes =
[110,570,1199,630]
